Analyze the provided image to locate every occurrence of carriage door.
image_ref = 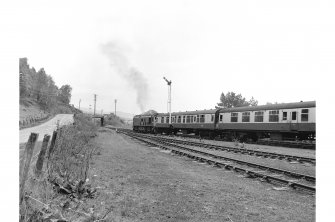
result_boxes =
[289,110,298,130]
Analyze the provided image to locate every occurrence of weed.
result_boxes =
[20,114,98,221]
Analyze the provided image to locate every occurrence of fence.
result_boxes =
[19,131,55,205]
[19,113,50,127]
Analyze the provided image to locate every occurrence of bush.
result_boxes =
[48,114,97,183]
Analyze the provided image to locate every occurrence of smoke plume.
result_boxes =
[101,42,148,112]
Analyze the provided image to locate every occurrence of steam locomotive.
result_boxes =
[133,101,315,142]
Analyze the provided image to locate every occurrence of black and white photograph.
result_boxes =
[2,0,335,221]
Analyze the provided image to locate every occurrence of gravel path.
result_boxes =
[19,114,74,144]
[85,128,315,222]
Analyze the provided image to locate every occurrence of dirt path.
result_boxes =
[19,114,74,144]
[86,128,315,222]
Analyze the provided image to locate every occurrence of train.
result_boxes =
[133,101,316,142]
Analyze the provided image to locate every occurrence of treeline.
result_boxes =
[216,91,258,108]
[19,58,72,110]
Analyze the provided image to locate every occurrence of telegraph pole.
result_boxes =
[163,77,172,124]
[114,99,117,116]
[94,94,97,116]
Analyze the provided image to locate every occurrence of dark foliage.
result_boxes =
[216,91,258,108]
[19,57,72,111]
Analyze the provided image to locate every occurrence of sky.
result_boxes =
[4,0,335,115]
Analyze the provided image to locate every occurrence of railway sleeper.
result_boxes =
[124,133,315,193]
[157,137,315,182]
[158,135,315,163]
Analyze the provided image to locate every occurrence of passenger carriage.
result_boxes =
[155,109,220,136]
[133,101,315,142]
[216,101,316,141]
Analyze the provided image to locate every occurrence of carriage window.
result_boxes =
[301,109,309,122]
[292,112,297,120]
[190,115,193,123]
[186,116,190,123]
[242,112,250,122]
[161,117,164,123]
[177,116,181,123]
[183,116,186,123]
[283,112,287,121]
[231,113,238,122]
[148,118,151,124]
[269,110,279,122]
[200,115,205,123]
[194,116,197,122]
[211,114,214,122]
[166,117,169,124]
[254,111,264,122]
[219,114,223,122]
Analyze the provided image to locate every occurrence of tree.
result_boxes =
[35,68,48,102]
[249,96,258,107]
[58,85,72,104]
[19,58,30,97]
[19,72,27,96]
[216,91,258,108]
[19,57,74,111]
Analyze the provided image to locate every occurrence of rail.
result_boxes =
[118,129,315,194]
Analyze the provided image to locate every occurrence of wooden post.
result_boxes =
[47,131,57,160]
[34,134,50,176]
[19,133,38,205]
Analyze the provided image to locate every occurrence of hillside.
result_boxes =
[19,58,81,128]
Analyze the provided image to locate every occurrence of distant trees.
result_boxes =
[216,91,258,108]
[19,57,72,110]
[19,58,32,97]
[58,85,72,104]
[19,72,27,97]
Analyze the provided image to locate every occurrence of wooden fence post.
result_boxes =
[47,130,58,160]
[34,134,50,176]
[19,133,38,205]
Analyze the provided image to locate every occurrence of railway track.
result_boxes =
[177,134,315,150]
[118,129,315,194]
[118,128,315,165]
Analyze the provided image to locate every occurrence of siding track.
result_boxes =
[117,129,315,194]
[115,128,315,164]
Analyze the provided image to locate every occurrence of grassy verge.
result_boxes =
[19,114,100,222]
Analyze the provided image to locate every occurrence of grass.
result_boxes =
[19,114,98,222]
